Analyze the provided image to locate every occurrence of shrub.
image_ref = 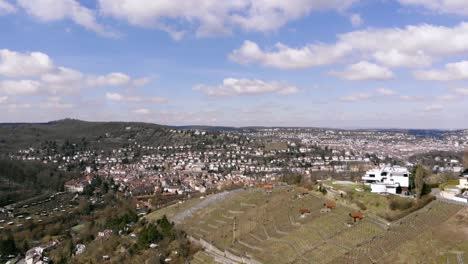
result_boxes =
[355,201,367,210]
[389,197,413,211]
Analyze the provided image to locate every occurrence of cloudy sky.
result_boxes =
[1,0,468,129]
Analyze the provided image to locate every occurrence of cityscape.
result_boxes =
[1,0,468,264]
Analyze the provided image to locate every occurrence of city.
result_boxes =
[1,0,468,263]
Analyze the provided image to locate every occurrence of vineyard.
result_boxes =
[176,187,464,264]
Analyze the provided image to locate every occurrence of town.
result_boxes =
[1,122,468,263]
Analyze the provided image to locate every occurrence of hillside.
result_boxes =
[0,119,244,155]
[147,187,466,264]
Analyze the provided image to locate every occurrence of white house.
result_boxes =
[362,166,410,194]
[457,169,468,190]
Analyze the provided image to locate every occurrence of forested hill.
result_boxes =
[0,119,250,156]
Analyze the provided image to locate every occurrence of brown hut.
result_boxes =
[264,184,273,193]
[324,202,337,209]
[299,208,311,215]
[349,212,364,222]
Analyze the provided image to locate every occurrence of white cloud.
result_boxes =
[0,0,15,15]
[376,88,396,96]
[438,94,457,101]
[0,49,54,77]
[17,0,113,36]
[98,0,357,38]
[330,61,394,81]
[231,22,468,69]
[6,103,32,110]
[455,88,468,95]
[106,92,168,103]
[424,104,443,112]
[398,0,468,16]
[39,96,74,109]
[194,78,300,97]
[0,80,42,95]
[414,61,468,81]
[400,95,424,101]
[88,72,131,87]
[230,40,351,70]
[0,96,7,103]
[350,13,363,27]
[131,77,151,87]
[0,49,149,97]
[106,92,124,101]
[373,49,431,68]
[132,108,151,115]
[340,93,373,102]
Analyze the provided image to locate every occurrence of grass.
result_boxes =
[439,179,460,191]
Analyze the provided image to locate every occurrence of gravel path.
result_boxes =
[171,189,244,224]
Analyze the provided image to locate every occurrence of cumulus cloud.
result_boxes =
[132,108,151,115]
[88,73,131,87]
[340,93,373,102]
[230,40,351,70]
[330,61,394,81]
[231,22,468,69]
[0,49,54,77]
[16,0,113,36]
[0,96,7,103]
[106,92,167,104]
[98,0,357,38]
[376,88,397,96]
[194,78,300,97]
[39,96,74,109]
[399,95,425,101]
[398,0,468,16]
[0,0,15,15]
[414,61,468,81]
[0,49,150,96]
[0,80,42,95]
[341,88,409,102]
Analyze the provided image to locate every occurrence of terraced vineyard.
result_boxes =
[179,187,463,264]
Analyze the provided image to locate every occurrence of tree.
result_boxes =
[138,224,163,248]
[464,147,468,169]
[414,165,428,199]
[0,234,18,256]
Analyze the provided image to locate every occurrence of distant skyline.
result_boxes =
[1,0,468,129]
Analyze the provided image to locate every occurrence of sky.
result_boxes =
[0,0,468,129]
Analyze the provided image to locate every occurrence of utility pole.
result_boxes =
[232,217,237,244]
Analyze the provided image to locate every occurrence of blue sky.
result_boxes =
[0,0,468,129]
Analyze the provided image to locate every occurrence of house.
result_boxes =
[164,186,183,194]
[324,202,337,209]
[299,208,311,215]
[64,179,85,193]
[457,169,468,190]
[349,212,364,222]
[264,184,273,193]
[362,166,410,194]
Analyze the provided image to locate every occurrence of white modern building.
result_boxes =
[362,166,411,194]
[457,169,468,190]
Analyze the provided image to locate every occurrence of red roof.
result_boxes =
[350,212,364,219]
[324,202,337,208]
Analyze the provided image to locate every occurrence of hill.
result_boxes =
[147,187,466,264]
[0,119,244,155]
